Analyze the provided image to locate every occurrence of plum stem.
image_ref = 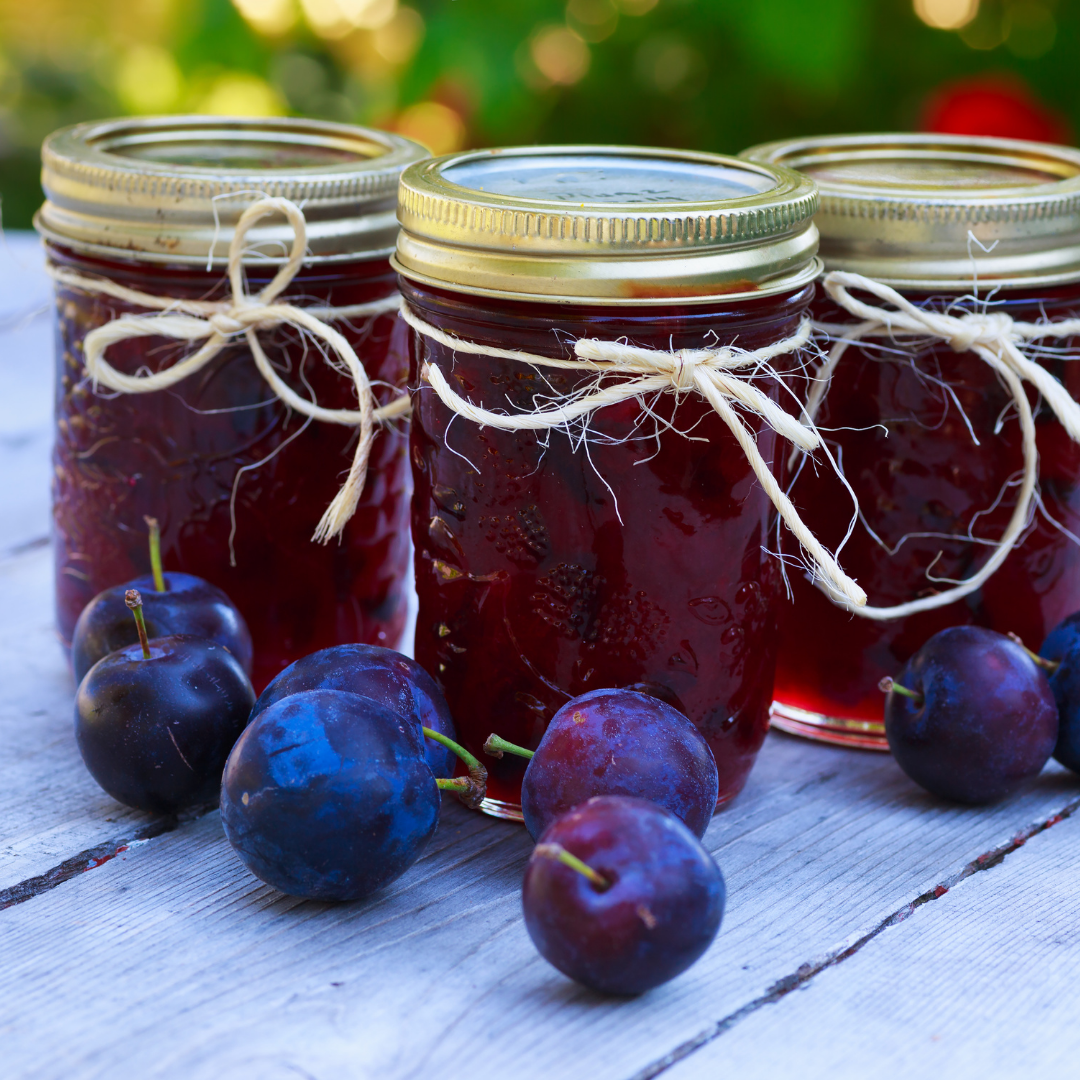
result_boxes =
[878,676,923,705]
[435,776,486,809]
[144,516,166,593]
[534,842,611,892]
[422,727,484,779]
[124,589,151,659]
[483,733,534,760]
[422,728,488,808]
[1007,632,1061,673]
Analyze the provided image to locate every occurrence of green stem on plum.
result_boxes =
[422,728,488,808]
[534,842,611,892]
[144,516,165,593]
[483,733,534,760]
[435,776,486,810]
[878,676,923,705]
[1007,632,1060,674]
[124,589,151,660]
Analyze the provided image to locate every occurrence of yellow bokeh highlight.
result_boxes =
[300,0,397,39]
[232,0,299,36]
[373,6,425,65]
[115,44,183,114]
[914,0,979,30]
[615,0,658,15]
[566,0,618,44]
[396,101,465,155]
[197,72,285,116]
[530,26,590,86]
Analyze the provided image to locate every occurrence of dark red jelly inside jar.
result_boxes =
[403,278,815,812]
[775,283,1080,728]
[49,244,410,691]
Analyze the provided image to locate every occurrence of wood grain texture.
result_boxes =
[0,233,52,558]
[661,807,1080,1080]
[2,728,1078,1080]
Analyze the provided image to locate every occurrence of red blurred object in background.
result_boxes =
[922,76,1072,144]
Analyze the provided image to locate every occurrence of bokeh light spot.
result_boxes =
[232,0,299,36]
[616,0,658,15]
[530,26,590,86]
[914,0,980,31]
[197,73,285,116]
[373,7,425,65]
[634,35,705,98]
[1005,2,1056,60]
[396,101,465,155]
[566,0,618,44]
[115,45,183,115]
[300,0,397,39]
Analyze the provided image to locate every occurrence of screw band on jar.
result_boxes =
[49,196,411,545]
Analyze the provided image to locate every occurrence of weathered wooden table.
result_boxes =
[3,232,1079,1080]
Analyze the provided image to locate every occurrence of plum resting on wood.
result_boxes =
[250,644,457,778]
[75,627,254,813]
[883,626,1057,805]
[522,795,725,995]
[490,687,719,841]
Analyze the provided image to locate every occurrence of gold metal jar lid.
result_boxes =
[741,133,1080,290]
[392,145,820,305]
[36,115,428,265]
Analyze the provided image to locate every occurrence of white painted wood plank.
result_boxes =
[1,728,1077,1080]
[660,807,1080,1080]
[0,232,52,558]
[0,545,156,896]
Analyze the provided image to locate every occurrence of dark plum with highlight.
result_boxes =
[507,688,719,841]
[250,643,457,777]
[522,795,725,995]
[883,626,1058,804]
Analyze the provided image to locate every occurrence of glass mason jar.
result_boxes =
[37,117,426,691]
[742,134,1080,748]
[393,146,825,817]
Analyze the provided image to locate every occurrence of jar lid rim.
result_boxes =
[394,145,820,300]
[741,133,1080,288]
[37,115,428,263]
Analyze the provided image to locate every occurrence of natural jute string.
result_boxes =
[46,197,408,543]
[400,301,868,609]
[802,270,1080,621]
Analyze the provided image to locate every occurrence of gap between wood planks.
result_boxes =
[2,772,1078,1077]
[629,792,1080,1080]
[0,810,200,911]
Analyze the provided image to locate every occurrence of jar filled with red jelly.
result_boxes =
[742,134,1080,748]
[37,117,426,690]
[392,146,824,816]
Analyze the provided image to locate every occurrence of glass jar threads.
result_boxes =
[38,117,427,690]
[393,146,831,817]
[743,134,1080,748]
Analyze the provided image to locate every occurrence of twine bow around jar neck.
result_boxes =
[46,197,408,543]
[805,269,1080,621]
[399,302,869,610]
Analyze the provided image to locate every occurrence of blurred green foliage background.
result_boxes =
[0,0,1075,228]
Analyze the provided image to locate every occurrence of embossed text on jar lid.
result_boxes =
[741,133,1080,289]
[36,115,429,265]
[392,145,821,305]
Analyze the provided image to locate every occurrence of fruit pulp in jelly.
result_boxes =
[404,277,814,813]
[775,285,1080,726]
[50,243,410,692]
